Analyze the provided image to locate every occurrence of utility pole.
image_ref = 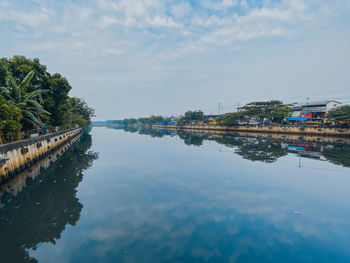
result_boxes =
[218,102,221,116]
[304,96,309,115]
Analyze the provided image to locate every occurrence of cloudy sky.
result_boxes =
[1,0,350,120]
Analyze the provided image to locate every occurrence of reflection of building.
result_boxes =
[283,144,327,161]
[288,100,342,119]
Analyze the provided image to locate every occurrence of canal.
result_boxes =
[1,127,350,263]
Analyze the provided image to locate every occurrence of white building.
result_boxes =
[288,100,342,119]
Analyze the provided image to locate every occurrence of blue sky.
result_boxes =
[1,0,350,119]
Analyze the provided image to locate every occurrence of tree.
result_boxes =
[0,56,73,130]
[269,106,292,123]
[0,56,49,91]
[0,96,22,143]
[137,115,164,125]
[44,73,72,128]
[65,97,95,128]
[122,118,137,126]
[177,110,204,125]
[0,70,50,139]
[326,105,350,122]
[217,112,245,126]
[239,100,291,123]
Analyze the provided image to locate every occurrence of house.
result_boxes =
[287,100,342,119]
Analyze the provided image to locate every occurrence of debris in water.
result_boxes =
[293,210,301,215]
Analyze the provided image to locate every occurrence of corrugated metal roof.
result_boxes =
[290,100,341,107]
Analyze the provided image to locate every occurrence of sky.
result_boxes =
[1,0,350,120]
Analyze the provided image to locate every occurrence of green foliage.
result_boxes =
[122,118,137,125]
[0,70,50,131]
[184,110,204,120]
[45,73,72,127]
[65,97,95,128]
[326,105,350,122]
[178,110,204,125]
[238,100,291,123]
[0,55,94,138]
[138,115,164,125]
[0,95,22,136]
[217,101,291,126]
[269,106,292,122]
[217,112,245,126]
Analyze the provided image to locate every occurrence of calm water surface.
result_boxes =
[1,127,350,263]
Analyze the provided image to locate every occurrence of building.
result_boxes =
[288,100,342,119]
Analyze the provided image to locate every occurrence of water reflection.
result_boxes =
[31,127,350,263]
[111,126,350,168]
[0,133,98,263]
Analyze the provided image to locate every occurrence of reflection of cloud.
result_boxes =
[44,174,350,262]
[34,129,350,262]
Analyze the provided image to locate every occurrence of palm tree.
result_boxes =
[0,70,50,140]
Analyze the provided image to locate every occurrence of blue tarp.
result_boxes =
[285,145,305,150]
[287,117,309,121]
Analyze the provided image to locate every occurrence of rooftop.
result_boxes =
[288,100,341,107]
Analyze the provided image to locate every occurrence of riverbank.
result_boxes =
[151,124,350,137]
[0,128,82,183]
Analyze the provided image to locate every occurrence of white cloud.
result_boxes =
[240,0,248,10]
[148,15,183,28]
[171,2,192,19]
[0,7,54,28]
[1,0,349,118]
[200,0,238,10]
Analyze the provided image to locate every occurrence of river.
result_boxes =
[1,127,350,263]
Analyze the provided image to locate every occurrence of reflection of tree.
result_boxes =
[322,145,350,168]
[177,131,205,147]
[122,126,138,133]
[215,135,288,163]
[235,141,288,163]
[138,128,165,138]
[0,132,98,263]
[113,127,350,167]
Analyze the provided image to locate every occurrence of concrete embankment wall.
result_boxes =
[0,133,81,205]
[152,125,350,137]
[0,128,82,183]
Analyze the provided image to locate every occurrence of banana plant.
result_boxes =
[0,70,51,139]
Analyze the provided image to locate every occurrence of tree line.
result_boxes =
[106,99,350,128]
[107,101,293,127]
[217,100,292,126]
[0,56,95,143]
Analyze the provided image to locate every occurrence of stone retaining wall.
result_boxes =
[0,128,82,182]
[152,125,350,137]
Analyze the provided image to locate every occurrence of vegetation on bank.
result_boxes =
[0,56,94,143]
[326,105,350,122]
[217,100,292,126]
[104,101,294,127]
[104,99,349,128]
